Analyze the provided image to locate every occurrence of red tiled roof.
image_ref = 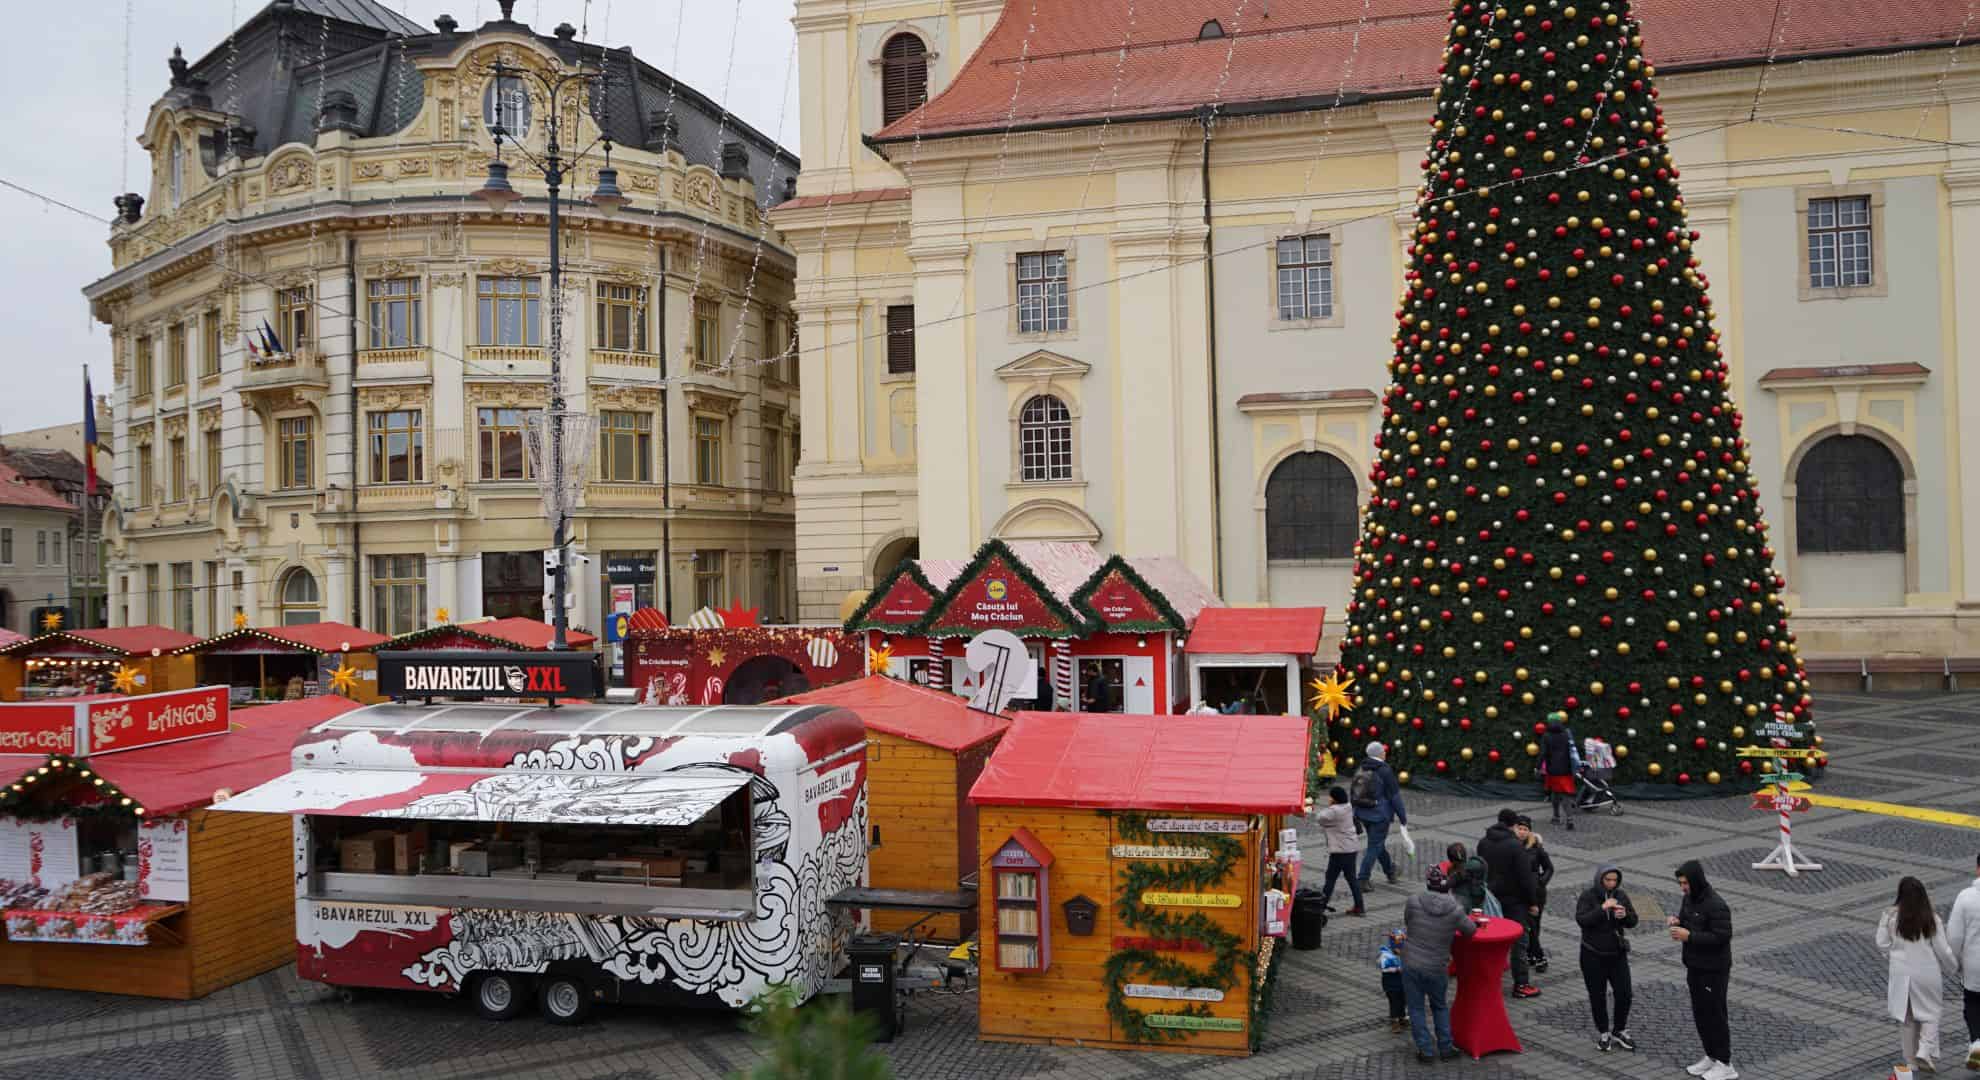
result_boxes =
[773,674,1011,752]
[368,617,599,652]
[875,0,1975,142]
[969,711,1310,813]
[1184,606,1327,656]
[175,621,390,655]
[1757,362,1931,384]
[0,460,75,512]
[1,626,203,657]
[773,187,911,212]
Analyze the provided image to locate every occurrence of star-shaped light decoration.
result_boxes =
[40,611,62,632]
[706,647,727,668]
[232,610,248,630]
[328,661,361,698]
[112,665,141,694]
[868,643,894,673]
[435,607,451,624]
[1308,670,1358,722]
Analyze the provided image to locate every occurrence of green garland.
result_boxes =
[1104,812,1258,1044]
[913,539,1093,639]
[1067,555,1187,633]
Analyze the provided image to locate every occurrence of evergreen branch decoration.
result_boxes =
[1104,811,1254,1043]
[842,557,944,632]
[914,539,1093,639]
[1067,555,1187,633]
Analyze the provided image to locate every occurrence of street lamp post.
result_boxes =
[474,54,626,651]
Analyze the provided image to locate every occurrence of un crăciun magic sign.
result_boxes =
[375,650,598,700]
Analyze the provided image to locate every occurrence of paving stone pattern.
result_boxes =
[0,693,1973,1079]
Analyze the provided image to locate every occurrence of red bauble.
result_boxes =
[1739,760,1754,775]
[1435,760,1450,773]
[1533,722,1548,735]
[1676,772,1691,785]
[1693,736,1707,750]
[1488,749,1501,762]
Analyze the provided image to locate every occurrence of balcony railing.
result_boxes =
[241,349,329,392]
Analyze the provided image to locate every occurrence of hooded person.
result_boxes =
[1539,713,1581,829]
[1313,785,1365,916]
[1670,859,1736,1079]
[1400,866,1475,1063]
[1574,864,1640,1052]
[1349,741,1408,889]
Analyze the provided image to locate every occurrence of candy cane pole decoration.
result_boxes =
[1752,740,1822,876]
[928,639,947,692]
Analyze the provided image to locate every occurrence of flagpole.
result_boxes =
[81,366,93,629]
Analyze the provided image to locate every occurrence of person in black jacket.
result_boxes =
[1669,859,1736,1079]
[1478,808,1541,997]
[1575,864,1639,1052]
[1540,715,1579,829]
[1516,816,1555,971]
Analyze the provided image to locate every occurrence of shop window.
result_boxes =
[367,278,423,349]
[477,407,531,481]
[280,568,321,625]
[880,33,929,127]
[1076,657,1124,713]
[370,554,427,636]
[305,787,755,914]
[482,551,545,621]
[1795,435,1903,554]
[477,277,542,346]
[1017,395,1073,482]
[990,829,1053,972]
[1265,451,1357,560]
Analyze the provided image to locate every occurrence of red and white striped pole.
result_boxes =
[928,639,946,692]
[1053,640,1074,710]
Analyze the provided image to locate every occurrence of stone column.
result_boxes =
[909,240,973,557]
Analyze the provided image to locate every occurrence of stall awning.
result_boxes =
[214,767,751,827]
[969,712,1311,815]
[1183,607,1327,657]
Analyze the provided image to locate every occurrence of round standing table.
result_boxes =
[1448,914,1525,1059]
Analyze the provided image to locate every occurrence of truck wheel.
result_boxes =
[537,975,592,1025]
[470,972,531,1021]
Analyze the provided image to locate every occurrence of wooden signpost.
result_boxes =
[1750,737,1822,877]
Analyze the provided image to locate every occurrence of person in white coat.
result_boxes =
[1946,851,1980,1071]
[1314,785,1365,916]
[1878,875,1958,1073]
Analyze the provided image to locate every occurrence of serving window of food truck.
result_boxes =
[214,700,870,1020]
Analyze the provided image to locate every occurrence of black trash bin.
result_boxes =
[1291,888,1328,951]
[847,932,901,1041]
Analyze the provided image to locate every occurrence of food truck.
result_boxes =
[212,697,869,1023]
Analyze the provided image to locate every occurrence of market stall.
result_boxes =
[0,688,355,997]
[1182,608,1326,716]
[346,618,599,703]
[170,622,387,702]
[626,623,862,705]
[775,674,1009,940]
[848,541,1219,714]
[0,627,201,701]
[211,697,869,1022]
[968,711,1309,1056]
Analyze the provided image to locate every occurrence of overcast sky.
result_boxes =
[0,0,798,438]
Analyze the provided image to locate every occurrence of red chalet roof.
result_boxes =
[774,674,1010,752]
[364,617,598,652]
[1185,607,1327,656]
[873,0,1978,142]
[1,626,201,657]
[970,712,1310,814]
[174,621,389,655]
[0,629,24,648]
[0,695,360,816]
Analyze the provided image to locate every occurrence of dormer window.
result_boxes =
[1199,19,1226,40]
[484,75,532,139]
[169,135,184,207]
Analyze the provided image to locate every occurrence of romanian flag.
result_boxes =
[82,368,98,496]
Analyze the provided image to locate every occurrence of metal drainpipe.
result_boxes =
[346,233,363,626]
[1198,106,1225,597]
[658,243,673,621]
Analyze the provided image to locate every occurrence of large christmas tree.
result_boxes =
[1333,0,1811,788]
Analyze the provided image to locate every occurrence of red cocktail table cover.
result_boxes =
[1449,914,1524,1058]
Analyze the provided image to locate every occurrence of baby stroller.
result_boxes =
[1576,737,1623,816]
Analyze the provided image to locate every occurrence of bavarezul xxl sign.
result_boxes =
[375,650,598,700]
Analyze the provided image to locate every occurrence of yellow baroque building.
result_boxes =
[84,1,803,638]
[775,0,1980,661]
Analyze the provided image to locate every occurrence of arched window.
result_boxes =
[1018,395,1073,483]
[880,34,929,126]
[484,75,531,138]
[169,135,184,207]
[1265,451,1358,560]
[1795,434,1904,553]
[1199,19,1226,40]
[279,568,322,625]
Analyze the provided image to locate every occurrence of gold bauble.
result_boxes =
[1397,770,1412,785]
[1660,720,1676,735]
[1525,741,1540,756]
[1460,747,1475,761]
[1647,762,1663,777]
[1416,743,1430,757]
[1503,767,1518,781]
[1731,726,1745,739]
[1706,771,1722,785]
[1615,744,1629,759]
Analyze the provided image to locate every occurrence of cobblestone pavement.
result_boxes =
[0,692,1974,1079]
